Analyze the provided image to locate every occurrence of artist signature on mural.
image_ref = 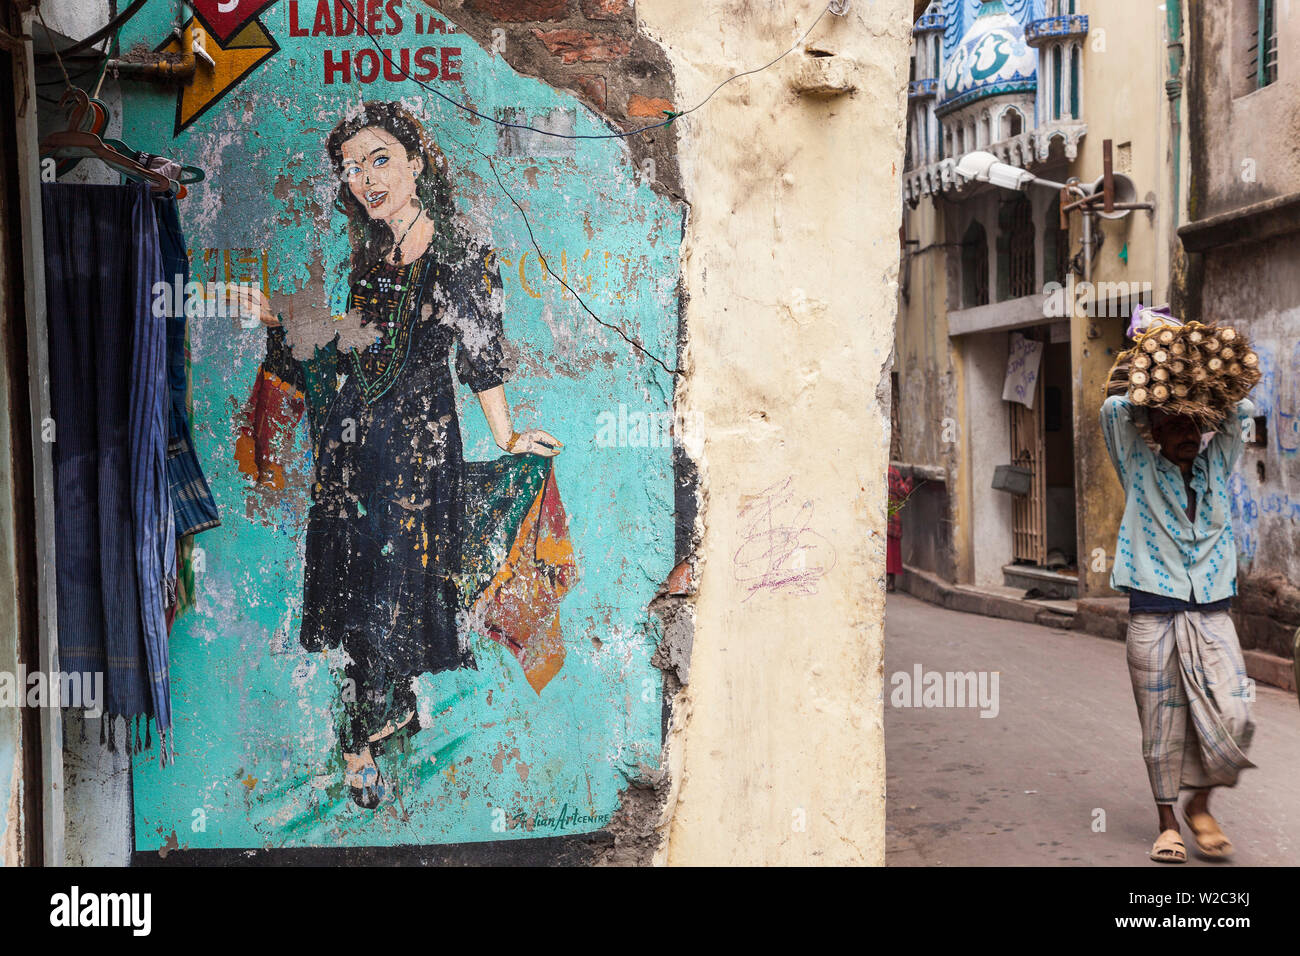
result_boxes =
[509,804,612,832]
[733,476,836,600]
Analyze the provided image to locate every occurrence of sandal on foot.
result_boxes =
[1184,812,1233,859]
[1149,829,1187,863]
[345,764,388,810]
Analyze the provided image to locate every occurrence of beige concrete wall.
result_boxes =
[1188,0,1300,219]
[897,198,962,581]
[1184,5,1300,652]
[897,200,958,470]
[641,0,911,865]
[962,330,1015,588]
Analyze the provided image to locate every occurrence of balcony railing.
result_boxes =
[1025,15,1089,46]
[914,11,946,34]
[908,77,939,101]
[902,122,1087,202]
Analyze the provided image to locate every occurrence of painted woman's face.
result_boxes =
[339,126,422,222]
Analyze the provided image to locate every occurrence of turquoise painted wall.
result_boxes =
[119,0,679,850]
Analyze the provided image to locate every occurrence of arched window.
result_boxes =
[1069,45,1081,119]
[1001,107,1024,139]
[957,125,965,154]
[1044,197,1070,288]
[961,220,989,308]
[1052,46,1063,120]
[932,37,940,78]
[997,194,1035,301]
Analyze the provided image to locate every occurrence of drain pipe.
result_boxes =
[1166,0,1184,228]
[106,2,198,82]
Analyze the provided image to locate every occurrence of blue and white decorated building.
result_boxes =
[905,0,1089,202]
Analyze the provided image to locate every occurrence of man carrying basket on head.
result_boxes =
[1099,309,1260,864]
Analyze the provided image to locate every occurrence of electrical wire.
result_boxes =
[338,0,834,141]
[34,0,148,61]
[417,117,681,376]
[478,146,683,378]
[35,5,74,92]
[670,4,832,125]
[91,24,122,99]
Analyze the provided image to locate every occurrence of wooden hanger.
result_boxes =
[40,89,177,195]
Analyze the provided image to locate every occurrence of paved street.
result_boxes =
[885,593,1300,866]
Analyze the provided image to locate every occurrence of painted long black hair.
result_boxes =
[326,101,463,284]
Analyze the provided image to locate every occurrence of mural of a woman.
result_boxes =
[241,101,561,809]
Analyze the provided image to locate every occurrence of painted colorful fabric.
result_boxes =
[462,458,578,693]
[1100,395,1254,603]
[234,359,307,490]
[886,465,913,577]
[887,466,913,540]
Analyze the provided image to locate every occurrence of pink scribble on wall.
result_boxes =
[733,476,836,600]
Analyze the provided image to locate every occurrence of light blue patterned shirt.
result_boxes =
[1100,395,1255,603]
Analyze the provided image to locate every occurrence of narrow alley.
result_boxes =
[886,593,1300,866]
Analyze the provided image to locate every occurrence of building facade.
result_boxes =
[1177,0,1299,666]
[1,0,913,867]
[895,0,1297,683]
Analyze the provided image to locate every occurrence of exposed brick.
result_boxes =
[467,0,570,21]
[569,73,607,110]
[532,28,631,64]
[626,94,672,118]
[664,558,694,595]
[581,0,630,19]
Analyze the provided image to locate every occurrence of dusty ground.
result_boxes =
[885,593,1300,866]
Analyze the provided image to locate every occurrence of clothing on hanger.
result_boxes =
[43,182,175,757]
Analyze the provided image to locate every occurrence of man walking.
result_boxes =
[1100,390,1256,864]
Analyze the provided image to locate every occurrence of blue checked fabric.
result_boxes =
[155,197,220,538]
[1125,610,1255,803]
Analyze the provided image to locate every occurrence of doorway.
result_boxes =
[1005,327,1077,596]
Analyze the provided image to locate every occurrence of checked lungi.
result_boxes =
[1126,610,1256,804]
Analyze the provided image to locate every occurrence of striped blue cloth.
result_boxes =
[155,197,220,539]
[43,183,174,749]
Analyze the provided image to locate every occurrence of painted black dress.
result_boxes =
[272,241,508,691]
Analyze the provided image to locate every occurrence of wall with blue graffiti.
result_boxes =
[1223,302,1300,578]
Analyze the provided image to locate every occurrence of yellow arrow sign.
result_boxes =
[162,18,278,135]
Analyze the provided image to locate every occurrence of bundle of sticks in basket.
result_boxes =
[1105,320,1261,428]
